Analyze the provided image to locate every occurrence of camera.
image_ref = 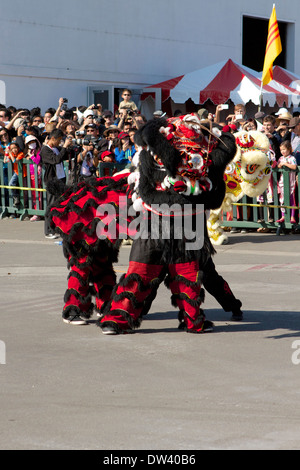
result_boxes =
[61,98,68,111]
[75,130,85,136]
[72,138,91,147]
[71,135,101,149]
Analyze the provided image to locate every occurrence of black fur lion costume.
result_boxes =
[48,114,236,334]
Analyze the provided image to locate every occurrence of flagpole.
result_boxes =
[260,3,282,112]
[259,82,263,112]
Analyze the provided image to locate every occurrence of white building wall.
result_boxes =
[0,0,299,111]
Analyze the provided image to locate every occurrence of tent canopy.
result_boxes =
[273,65,300,93]
[146,59,300,108]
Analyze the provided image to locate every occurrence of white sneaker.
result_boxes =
[45,233,59,239]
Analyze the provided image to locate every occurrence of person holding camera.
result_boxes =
[40,128,73,239]
[225,103,247,130]
[78,138,99,181]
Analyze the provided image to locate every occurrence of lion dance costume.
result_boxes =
[48,114,236,334]
[207,130,273,245]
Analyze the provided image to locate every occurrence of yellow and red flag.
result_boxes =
[261,4,282,86]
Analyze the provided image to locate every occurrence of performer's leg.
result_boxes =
[62,254,94,325]
[90,255,117,317]
[167,261,213,333]
[202,257,243,321]
[99,261,165,334]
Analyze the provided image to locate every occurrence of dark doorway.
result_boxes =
[243,16,287,72]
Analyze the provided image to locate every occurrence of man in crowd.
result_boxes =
[40,128,73,239]
[288,116,300,164]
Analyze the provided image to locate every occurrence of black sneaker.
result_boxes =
[231,309,243,321]
[101,321,120,335]
[63,314,88,325]
[100,321,133,335]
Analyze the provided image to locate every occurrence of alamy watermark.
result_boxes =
[291,340,300,365]
[0,340,6,365]
[96,196,205,250]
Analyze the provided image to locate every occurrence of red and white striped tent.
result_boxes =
[273,65,300,93]
[145,59,300,108]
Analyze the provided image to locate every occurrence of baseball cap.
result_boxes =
[85,123,97,129]
[83,109,94,118]
[118,132,129,139]
[275,107,289,116]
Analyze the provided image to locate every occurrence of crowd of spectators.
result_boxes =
[0,91,300,233]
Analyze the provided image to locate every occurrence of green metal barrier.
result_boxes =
[0,157,299,233]
[0,159,128,219]
[0,159,47,220]
[97,161,128,177]
[221,167,300,233]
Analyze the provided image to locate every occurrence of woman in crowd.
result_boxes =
[24,135,43,221]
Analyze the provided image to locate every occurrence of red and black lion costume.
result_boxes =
[48,114,237,334]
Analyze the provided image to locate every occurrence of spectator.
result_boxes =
[98,126,119,155]
[7,106,17,120]
[132,114,147,129]
[50,97,66,124]
[242,118,257,131]
[226,103,247,130]
[153,110,165,119]
[254,111,266,131]
[4,141,26,208]
[59,119,79,136]
[288,116,300,164]
[197,108,209,120]
[78,140,99,181]
[0,128,11,205]
[0,108,11,126]
[44,108,56,126]
[128,128,136,147]
[40,128,72,239]
[100,150,115,163]
[24,135,43,221]
[118,89,138,113]
[102,110,115,129]
[275,110,292,142]
[0,127,11,154]
[114,131,136,165]
[262,115,281,160]
[276,140,297,224]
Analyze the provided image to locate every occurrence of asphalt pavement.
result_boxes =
[1,218,300,450]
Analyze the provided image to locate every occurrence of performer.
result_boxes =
[98,114,236,334]
[48,114,236,332]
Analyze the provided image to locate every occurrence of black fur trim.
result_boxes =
[63,288,93,306]
[46,178,68,197]
[170,292,202,308]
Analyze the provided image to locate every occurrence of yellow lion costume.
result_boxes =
[207,130,273,245]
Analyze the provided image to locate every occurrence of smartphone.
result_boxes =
[220,104,229,110]
[235,114,243,120]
